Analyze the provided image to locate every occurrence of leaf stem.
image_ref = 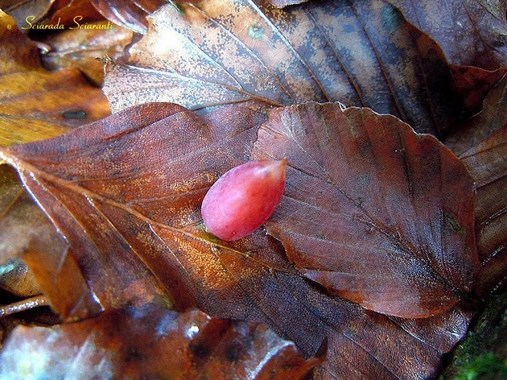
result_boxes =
[0,295,50,318]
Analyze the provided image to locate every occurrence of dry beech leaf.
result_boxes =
[386,0,507,70]
[0,304,319,379]
[104,0,486,137]
[0,102,474,378]
[253,102,478,318]
[90,0,169,34]
[38,21,134,85]
[0,165,103,320]
[0,10,110,147]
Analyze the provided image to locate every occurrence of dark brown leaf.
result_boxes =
[386,0,507,70]
[0,102,270,311]
[104,0,478,137]
[447,74,507,296]
[460,124,507,296]
[0,304,319,379]
[449,66,506,120]
[253,102,478,318]
[0,165,102,320]
[446,74,507,156]
[0,102,473,377]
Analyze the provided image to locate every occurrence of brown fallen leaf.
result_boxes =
[0,101,476,377]
[0,164,103,320]
[253,102,478,318]
[37,21,134,85]
[0,304,319,379]
[460,125,507,297]
[444,74,507,296]
[386,0,507,70]
[0,10,110,147]
[104,0,486,137]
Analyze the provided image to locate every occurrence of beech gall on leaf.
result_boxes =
[201,159,287,241]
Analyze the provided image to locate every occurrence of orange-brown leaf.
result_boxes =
[0,11,110,146]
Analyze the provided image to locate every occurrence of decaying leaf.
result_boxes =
[0,304,319,379]
[0,165,103,320]
[104,0,482,137]
[253,102,478,318]
[0,10,110,147]
[0,101,477,377]
[386,0,507,70]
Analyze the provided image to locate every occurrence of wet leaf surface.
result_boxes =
[0,101,476,378]
[0,304,319,379]
[104,0,482,137]
[386,0,507,70]
[0,10,110,146]
[253,102,478,318]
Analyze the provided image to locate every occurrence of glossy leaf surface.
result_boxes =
[0,304,319,379]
